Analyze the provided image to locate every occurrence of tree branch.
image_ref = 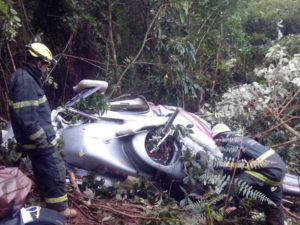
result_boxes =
[69,193,181,222]
[211,24,223,92]
[43,33,74,85]
[0,115,8,123]
[107,0,118,65]
[109,3,168,97]
[18,0,34,38]
[265,106,300,139]
[281,203,300,220]
[253,91,300,140]
[67,169,81,195]
[62,53,107,71]
[279,89,300,115]
[271,139,300,148]
[6,41,16,72]
[254,118,293,139]
[195,14,218,56]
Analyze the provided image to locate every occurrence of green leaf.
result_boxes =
[186,124,194,128]
[179,10,185,24]
[183,82,188,94]
[13,15,20,22]
[9,8,17,15]
[0,0,8,18]
[183,176,189,184]
[179,185,188,195]
[179,197,187,207]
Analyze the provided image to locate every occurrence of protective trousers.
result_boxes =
[26,147,68,212]
[227,172,284,225]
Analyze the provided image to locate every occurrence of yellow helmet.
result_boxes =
[25,42,56,66]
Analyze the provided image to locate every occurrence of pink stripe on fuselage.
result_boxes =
[161,105,213,140]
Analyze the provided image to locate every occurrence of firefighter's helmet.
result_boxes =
[211,123,231,138]
[25,42,56,66]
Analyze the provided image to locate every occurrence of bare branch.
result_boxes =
[0,115,8,123]
[134,61,169,66]
[6,42,16,72]
[211,24,223,92]
[266,106,300,139]
[271,139,300,148]
[43,33,74,85]
[254,118,293,139]
[279,89,300,115]
[67,169,81,195]
[195,14,218,56]
[107,0,118,65]
[62,53,107,71]
[109,3,168,97]
[281,203,300,220]
[253,91,300,140]
[105,39,111,77]
[18,0,34,38]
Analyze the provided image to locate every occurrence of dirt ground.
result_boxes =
[66,195,154,225]
[65,194,300,225]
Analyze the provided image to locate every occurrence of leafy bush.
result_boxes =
[204,40,300,171]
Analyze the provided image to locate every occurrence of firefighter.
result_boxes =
[211,124,285,225]
[8,42,77,218]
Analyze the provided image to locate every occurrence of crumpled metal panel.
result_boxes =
[62,121,141,177]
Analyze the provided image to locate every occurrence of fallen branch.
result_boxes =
[69,193,182,223]
[271,139,300,148]
[272,112,300,140]
[254,118,293,139]
[253,91,300,140]
[67,169,81,195]
[0,115,8,123]
[279,89,300,115]
[71,200,100,223]
[281,202,300,220]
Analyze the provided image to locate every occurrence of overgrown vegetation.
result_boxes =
[0,0,299,224]
[204,42,300,173]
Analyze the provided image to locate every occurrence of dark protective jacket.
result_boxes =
[221,133,285,183]
[9,63,57,149]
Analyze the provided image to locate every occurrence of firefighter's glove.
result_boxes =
[36,138,50,150]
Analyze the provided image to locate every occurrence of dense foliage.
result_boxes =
[204,42,300,173]
[1,0,299,111]
[0,0,299,224]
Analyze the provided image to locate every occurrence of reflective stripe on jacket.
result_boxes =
[9,63,56,148]
[222,133,285,183]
